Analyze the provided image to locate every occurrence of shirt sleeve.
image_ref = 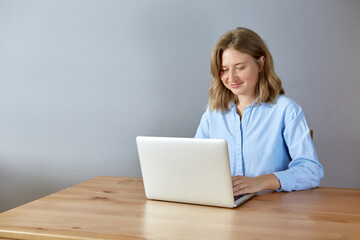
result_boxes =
[272,102,324,191]
[194,108,210,139]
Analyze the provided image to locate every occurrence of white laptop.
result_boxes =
[136,136,255,208]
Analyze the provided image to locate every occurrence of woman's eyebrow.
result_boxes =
[222,62,247,67]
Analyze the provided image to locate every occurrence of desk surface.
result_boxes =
[0,176,359,240]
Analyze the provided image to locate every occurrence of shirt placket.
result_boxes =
[240,107,253,176]
[234,110,243,176]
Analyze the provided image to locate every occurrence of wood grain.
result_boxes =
[0,176,359,240]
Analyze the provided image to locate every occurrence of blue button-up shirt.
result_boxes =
[195,95,324,191]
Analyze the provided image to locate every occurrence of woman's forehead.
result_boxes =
[221,48,253,65]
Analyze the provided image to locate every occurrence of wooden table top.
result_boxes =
[0,176,359,240]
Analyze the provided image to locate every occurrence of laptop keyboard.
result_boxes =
[234,194,245,202]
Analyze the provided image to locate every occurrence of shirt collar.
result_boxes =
[229,98,259,112]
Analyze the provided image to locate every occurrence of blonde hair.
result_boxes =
[209,27,285,111]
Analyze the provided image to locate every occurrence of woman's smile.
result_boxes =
[230,82,243,88]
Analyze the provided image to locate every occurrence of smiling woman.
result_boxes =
[195,27,324,195]
[209,27,284,113]
[220,48,265,116]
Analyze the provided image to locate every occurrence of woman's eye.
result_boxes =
[221,69,228,73]
[237,66,245,70]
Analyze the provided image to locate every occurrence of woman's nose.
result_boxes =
[229,70,236,82]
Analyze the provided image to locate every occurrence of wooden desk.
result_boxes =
[0,176,359,240]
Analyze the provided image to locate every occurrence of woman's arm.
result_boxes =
[194,108,210,138]
[273,103,324,191]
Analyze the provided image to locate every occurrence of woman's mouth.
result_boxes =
[230,82,243,88]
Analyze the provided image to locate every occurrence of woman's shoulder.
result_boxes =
[274,94,296,105]
[202,104,235,119]
[272,95,302,111]
[270,95,305,123]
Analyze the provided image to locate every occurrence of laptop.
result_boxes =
[136,136,255,208]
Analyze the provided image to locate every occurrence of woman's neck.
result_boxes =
[236,95,257,109]
[235,94,257,120]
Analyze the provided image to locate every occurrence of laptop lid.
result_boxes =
[136,136,254,208]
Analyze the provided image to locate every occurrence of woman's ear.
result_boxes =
[257,56,265,72]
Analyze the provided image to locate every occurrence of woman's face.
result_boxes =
[220,48,264,99]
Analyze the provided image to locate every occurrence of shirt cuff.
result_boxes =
[273,170,296,192]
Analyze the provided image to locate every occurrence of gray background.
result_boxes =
[1,0,359,213]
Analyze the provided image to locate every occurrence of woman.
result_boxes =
[195,27,324,196]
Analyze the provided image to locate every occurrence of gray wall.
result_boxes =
[1,0,359,212]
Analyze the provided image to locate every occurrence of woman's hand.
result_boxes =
[232,174,281,195]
